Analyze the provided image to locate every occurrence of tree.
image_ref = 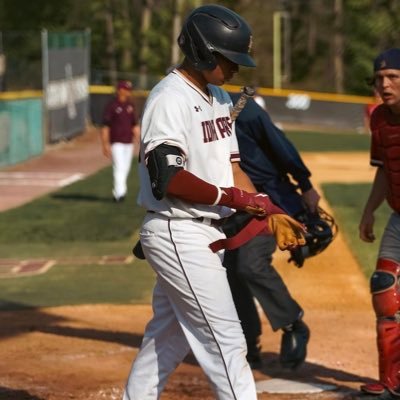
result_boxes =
[104,0,118,85]
[2,0,400,94]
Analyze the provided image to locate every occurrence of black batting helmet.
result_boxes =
[288,207,338,268]
[178,4,256,71]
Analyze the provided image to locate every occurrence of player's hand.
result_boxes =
[302,188,321,213]
[219,187,284,216]
[359,212,376,243]
[266,214,307,251]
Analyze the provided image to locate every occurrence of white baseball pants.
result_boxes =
[111,142,133,199]
[123,213,257,400]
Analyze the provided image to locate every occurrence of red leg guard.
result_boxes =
[377,319,400,394]
[371,258,400,394]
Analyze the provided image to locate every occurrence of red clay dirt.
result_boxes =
[0,129,378,400]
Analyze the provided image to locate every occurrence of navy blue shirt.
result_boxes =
[230,93,312,216]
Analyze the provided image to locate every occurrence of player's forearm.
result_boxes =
[166,169,284,216]
[232,162,257,192]
[132,125,140,141]
[101,127,110,146]
[362,167,387,215]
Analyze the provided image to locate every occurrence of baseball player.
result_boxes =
[359,48,400,400]
[123,5,305,400]
[101,80,140,202]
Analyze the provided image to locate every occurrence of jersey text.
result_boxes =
[202,117,232,143]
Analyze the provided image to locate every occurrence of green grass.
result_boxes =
[0,162,156,310]
[0,164,146,257]
[0,262,155,310]
[322,182,391,278]
[285,130,371,152]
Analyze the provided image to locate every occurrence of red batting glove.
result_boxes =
[218,187,285,216]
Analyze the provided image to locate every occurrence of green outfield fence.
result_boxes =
[89,84,375,134]
[0,92,43,167]
[0,83,376,169]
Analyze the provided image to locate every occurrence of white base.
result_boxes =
[256,378,337,394]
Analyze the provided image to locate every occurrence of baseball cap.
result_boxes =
[374,48,400,72]
[117,80,133,90]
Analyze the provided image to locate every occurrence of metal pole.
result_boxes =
[85,28,91,126]
[0,32,5,91]
[273,12,282,90]
[41,29,49,143]
[282,11,291,83]
[170,0,183,67]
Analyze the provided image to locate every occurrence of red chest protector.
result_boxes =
[371,106,400,212]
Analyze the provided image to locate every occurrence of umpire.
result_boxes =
[224,93,321,369]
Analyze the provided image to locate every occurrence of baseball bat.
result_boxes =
[230,86,256,122]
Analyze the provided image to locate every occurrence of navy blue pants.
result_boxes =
[223,213,302,342]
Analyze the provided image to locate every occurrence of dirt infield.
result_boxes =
[0,132,379,400]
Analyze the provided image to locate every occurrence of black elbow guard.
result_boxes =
[146,144,185,200]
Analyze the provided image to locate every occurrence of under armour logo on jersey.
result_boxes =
[194,106,202,112]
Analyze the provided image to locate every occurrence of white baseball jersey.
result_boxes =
[137,69,240,219]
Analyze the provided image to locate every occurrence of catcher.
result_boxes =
[359,48,400,400]
[223,93,337,370]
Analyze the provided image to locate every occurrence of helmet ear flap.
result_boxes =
[185,21,217,70]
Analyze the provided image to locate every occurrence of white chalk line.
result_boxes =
[0,172,84,187]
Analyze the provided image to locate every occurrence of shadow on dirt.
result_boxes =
[0,305,143,348]
[183,350,373,396]
[39,324,144,348]
[0,386,45,400]
[0,304,67,340]
[260,351,372,382]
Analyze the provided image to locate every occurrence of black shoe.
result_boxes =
[113,195,125,203]
[280,319,310,369]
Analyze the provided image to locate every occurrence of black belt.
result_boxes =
[193,216,225,227]
[147,211,224,227]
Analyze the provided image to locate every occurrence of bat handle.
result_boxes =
[230,86,256,121]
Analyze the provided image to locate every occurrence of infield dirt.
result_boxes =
[0,130,379,400]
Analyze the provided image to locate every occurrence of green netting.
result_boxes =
[47,31,90,49]
[0,98,43,167]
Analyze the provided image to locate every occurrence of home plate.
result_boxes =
[256,378,337,394]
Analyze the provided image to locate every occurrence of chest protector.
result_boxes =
[371,106,400,212]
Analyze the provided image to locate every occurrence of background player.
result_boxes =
[101,80,140,202]
[122,5,305,400]
[223,94,321,369]
[359,48,400,400]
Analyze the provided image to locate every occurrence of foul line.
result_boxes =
[0,172,84,187]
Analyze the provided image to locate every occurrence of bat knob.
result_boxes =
[242,86,256,97]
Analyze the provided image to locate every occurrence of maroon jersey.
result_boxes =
[370,104,400,212]
[102,98,138,144]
